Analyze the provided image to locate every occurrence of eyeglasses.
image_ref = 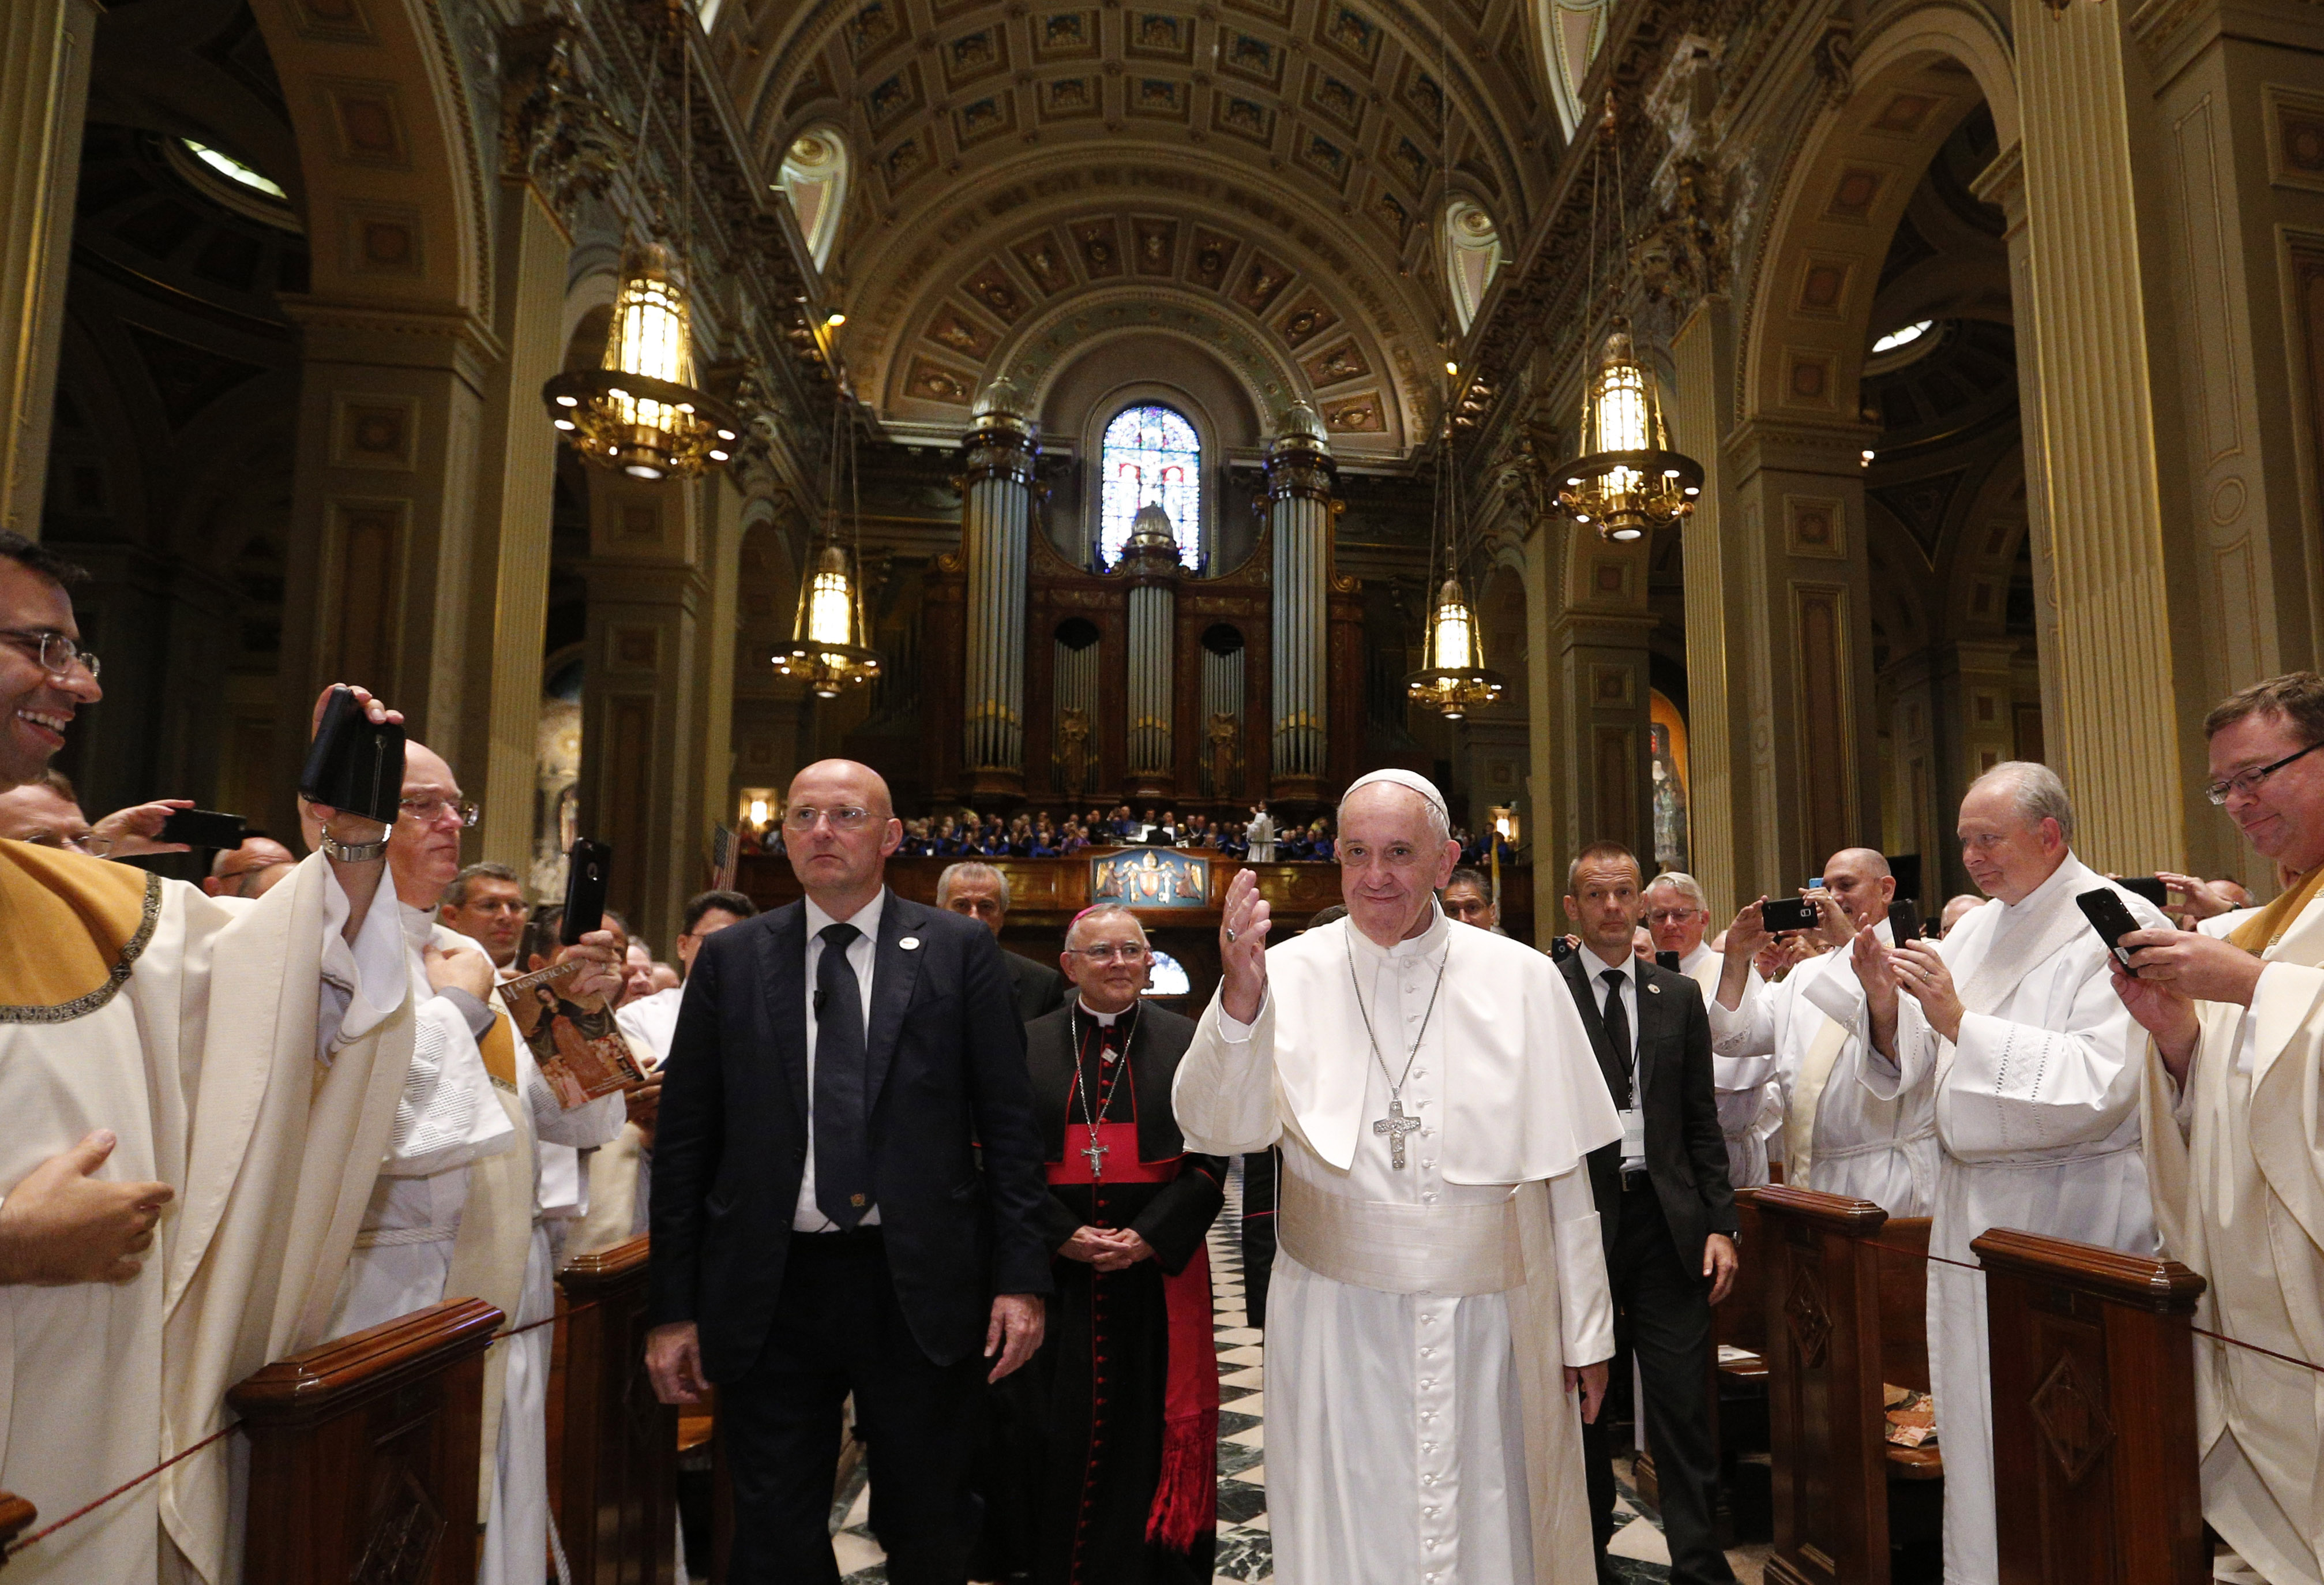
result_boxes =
[398,796,480,828]
[2205,741,2324,805]
[784,804,875,831]
[1,628,100,680]
[1646,908,1704,925]
[21,827,110,856]
[1068,943,1151,964]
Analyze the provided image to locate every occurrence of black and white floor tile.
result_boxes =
[828,1159,1760,1584]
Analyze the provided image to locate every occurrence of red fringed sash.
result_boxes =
[1146,1238,1218,1552]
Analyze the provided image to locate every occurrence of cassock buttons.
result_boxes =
[900,936,921,950]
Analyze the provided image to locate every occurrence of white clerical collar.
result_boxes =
[1344,900,1451,963]
[805,887,887,940]
[397,898,437,946]
[1077,998,1133,1026]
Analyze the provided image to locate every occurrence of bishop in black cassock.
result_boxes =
[1020,906,1225,1585]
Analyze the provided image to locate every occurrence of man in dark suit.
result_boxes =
[939,858,1068,1022]
[1559,840,1740,1585]
[647,760,1052,1585]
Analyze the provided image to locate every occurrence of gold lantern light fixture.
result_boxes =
[1557,95,1703,544]
[774,373,883,699]
[541,3,737,481]
[1404,11,1503,722]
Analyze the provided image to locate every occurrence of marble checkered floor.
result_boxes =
[828,1158,1755,1584]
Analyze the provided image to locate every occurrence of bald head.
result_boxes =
[385,741,467,909]
[787,759,893,817]
[1819,845,1895,931]
[784,758,902,913]
[207,835,296,899]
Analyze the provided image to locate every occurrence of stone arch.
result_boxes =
[245,0,491,317]
[1736,9,2017,428]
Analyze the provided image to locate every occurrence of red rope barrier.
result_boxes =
[1861,1240,1981,1271]
[490,1298,598,1343]
[3,1424,239,1557]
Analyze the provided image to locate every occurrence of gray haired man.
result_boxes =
[940,859,1067,1021]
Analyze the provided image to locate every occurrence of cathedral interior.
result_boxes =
[7,0,2323,952]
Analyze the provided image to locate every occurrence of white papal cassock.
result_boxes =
[1173,905,1619,1585]
[2141,880,2324,1585]
[1850,855,2165,1585]
[1709,921,1935,1215]
[0,843,411,1585]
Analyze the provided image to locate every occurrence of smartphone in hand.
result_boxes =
[157,808,247,850]
[560,839,611,945]
[1887,898,1924,945]
[299,686,405,826]
[1761,897,1820,934]
[2075,888,2145,968]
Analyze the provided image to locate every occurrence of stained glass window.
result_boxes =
[1098,404,1202,569]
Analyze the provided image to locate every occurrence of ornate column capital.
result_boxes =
[1263,429,1336,503]
[959,409,1039,486]
[500,13,622,231]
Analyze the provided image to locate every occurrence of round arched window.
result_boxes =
[1098,404,1202,570]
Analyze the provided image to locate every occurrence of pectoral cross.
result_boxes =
[1081,1137,1109,1179]
[1373,1097,1421,1169]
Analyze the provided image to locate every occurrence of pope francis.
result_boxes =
[1173,769,1620,1584]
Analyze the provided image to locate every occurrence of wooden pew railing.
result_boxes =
[1974,1228,2207,1585]
[556,1234,677,1585]
[229,1298,502,1585]
[1751,1186,1893,1585]
[0,1491,33,1562]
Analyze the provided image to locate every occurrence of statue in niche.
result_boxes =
[1056,706,1094,795]
[1206,711,1240,798]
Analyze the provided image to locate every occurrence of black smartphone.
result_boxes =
[1761,897,1820,934]
[1655,949,1683,972]
[560,838,611,945]
[2117,875,2170,910]
[1888,898,1923,945]
[298,686,405,826]
[2075,887,2145,968]
[1549,935,1576,964]
[158,808,246,850]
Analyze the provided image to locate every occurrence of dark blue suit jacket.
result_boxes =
[648,890,1054,1377]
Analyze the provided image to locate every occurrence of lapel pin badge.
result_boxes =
[1647,982,1662,994]
[900,936,921,951]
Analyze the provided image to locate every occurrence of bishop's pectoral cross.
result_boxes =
[1373,1097,1421,1169]
[1081,1137,1110,1179]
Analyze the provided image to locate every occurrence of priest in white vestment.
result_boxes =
[0,550,416,1585]
[1707,849,1935,1215]
[319,743,515,1339]
[2115,676,2324,1585]
[1646,873,1779,1189]
[1844,762,2168,1585]
[1173,770,1620,1585]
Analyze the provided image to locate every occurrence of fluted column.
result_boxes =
[1265,428,1335,800]
[2011,0,2189,872]
[958,409,1037,797]
[1667,294,1745,921]
[0,0,97,534]
[1120,511,1182,803]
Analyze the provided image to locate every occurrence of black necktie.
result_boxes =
[813,923,871,1228]
[1601,968,1635,1109]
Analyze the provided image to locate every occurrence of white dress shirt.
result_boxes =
[1585,947,1645,1169]
[797,889,886,1231]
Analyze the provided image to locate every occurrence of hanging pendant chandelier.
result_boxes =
[545,241,739,479]
[540,3,736,481]
[1402,12,1502,722]
[1558,95,1704,544]
[774,368,883,698]
[1559,320,1702,541]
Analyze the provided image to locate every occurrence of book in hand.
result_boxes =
[496,960,646,1109]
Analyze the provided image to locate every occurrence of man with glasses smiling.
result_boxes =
[2109,672,2324,1585]
[0,531,426,1584]
[1015,905,1225,1584]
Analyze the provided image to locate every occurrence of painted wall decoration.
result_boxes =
[1091,847,1211,908]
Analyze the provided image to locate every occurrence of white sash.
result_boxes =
[1277,1171,1523,1295]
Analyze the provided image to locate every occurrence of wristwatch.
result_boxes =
[319,829,389,863]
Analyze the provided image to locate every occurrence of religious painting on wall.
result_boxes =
[1091,848,1210,908]
[1649,688,1691,876]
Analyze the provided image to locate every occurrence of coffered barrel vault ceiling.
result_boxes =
[717,0,1563,459]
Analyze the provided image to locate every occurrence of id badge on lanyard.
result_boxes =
[1618,1107,1646,1162]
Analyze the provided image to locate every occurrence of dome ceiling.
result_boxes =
[717,0,1561,459]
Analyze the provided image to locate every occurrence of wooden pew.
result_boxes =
[557,1234,677,1584]
[1973,1228,2207,1585]
[230,1297,502,1585]
[0,1489,33,1563]
[1874,1217,1942,1487]
[1750,1186,1891,1585]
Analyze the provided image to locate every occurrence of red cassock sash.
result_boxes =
[1046,1116,1220,1552]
